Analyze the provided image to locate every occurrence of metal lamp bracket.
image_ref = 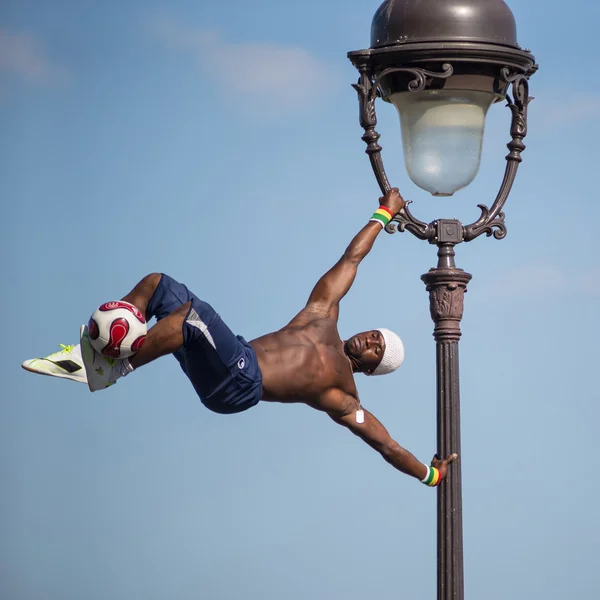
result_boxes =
[352,60,536,244]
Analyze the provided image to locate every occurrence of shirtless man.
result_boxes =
[22,189,457,487]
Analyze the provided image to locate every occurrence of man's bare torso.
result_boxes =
[249,311,358,412]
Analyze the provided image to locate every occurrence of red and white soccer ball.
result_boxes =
[88,301,147,359]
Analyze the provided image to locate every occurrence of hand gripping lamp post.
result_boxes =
[348,1,537,598]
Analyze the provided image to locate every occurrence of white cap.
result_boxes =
[368,328,405,376]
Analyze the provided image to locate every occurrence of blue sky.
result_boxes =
[2,1,599,599]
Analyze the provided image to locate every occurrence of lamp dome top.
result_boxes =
[371,0,520,49]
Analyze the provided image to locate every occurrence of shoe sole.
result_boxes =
[21,362,87,384]
[80,324,95,392]
[80,324,113,392]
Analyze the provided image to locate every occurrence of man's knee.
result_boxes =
[139,272,163,290]
[144,274,194,323]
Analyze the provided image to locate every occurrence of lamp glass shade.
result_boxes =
[389,89,500,196]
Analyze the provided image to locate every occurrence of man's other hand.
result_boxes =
[431,452,459,480]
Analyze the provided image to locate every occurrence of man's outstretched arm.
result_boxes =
[329,402,457,482]
[304,189,405,316]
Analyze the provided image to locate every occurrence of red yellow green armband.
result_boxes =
[421,465,442,487]
[370,206,394,228]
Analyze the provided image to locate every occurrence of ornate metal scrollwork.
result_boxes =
[352,63,391,194]
[373,63,454,93]
[352,61,454,241]
[463,68,534,241]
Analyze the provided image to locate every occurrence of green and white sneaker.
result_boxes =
[80,325,133,392]
[22,344,87,384]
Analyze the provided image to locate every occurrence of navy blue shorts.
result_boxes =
[145,274,262,414]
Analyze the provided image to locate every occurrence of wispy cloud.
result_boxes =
[0,28,68,85]
[147,15,336,114]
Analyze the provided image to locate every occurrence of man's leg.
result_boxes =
[22,273,192,385]
[116,272,189,369]
[128,302,189,369]
[120,272,162,322]
[81,272,202,390]
[107,271,260,413]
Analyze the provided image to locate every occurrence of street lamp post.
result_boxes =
[348,2,537,599]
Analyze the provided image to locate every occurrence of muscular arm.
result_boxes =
[326,395,428,479]
[305,221,383,316]
[295,189,405,321]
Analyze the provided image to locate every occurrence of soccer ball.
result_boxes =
[88,301,147,359]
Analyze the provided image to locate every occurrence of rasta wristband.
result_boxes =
[421,465,442,487]
[370,206,393,228]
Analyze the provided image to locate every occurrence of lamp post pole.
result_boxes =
[347,3,536,599]
[423,237,471,600]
